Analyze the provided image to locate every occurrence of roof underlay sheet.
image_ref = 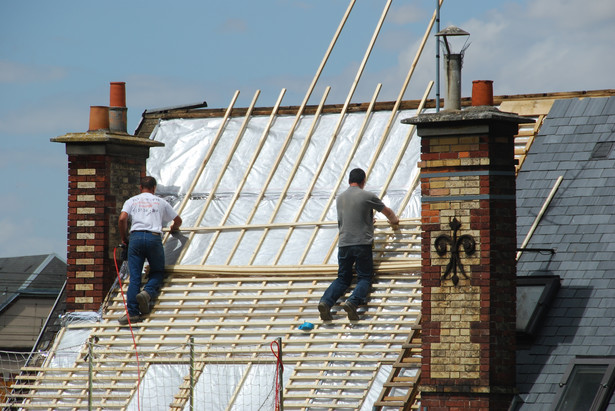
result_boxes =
[7,108,424,410]
[150,109,422,267]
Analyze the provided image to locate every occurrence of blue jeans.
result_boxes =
[320,245,374,307]
[126,231,165,315]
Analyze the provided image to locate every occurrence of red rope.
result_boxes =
[114,246,142,411]
[270,339,283,410]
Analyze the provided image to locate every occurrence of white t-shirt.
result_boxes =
[121,192,178,234]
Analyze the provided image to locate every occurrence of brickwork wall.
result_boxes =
[422,393,514,411]
[417,120,518,409]
[65,153,144,312]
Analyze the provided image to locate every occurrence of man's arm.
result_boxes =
[381,206,400,226]
[118,212,130,244]
[170,215,182,232]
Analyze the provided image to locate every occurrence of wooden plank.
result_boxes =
[164,261,421,275]
[499,99,554,116]
[90,330,418,342]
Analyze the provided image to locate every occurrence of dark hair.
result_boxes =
[140,176,157,190]
[349,168,366,185]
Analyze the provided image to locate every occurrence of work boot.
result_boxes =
[342,301,359,321]
[118,313,143,326]
[136,290,151,314]
[318,302,332,321]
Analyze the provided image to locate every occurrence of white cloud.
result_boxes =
[0,60,66,84]
[450,0,615,94]
[328,0,614,104]
[528,0,615,29]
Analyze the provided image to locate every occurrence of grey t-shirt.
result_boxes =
[336,186,386,247]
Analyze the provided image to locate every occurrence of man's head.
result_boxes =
[349,168,366,186]
[140,176,157,192]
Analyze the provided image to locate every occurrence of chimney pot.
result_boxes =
[472,80,494,106]
[88,106,109,131]
[110,82,126,107]
[109,82,128,133]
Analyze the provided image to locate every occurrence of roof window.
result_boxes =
[516,275,560,343]
[590,141,614,159]
[551,356,615,411]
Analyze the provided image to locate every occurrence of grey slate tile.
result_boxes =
[549,99,573,117]
[591,317,613,329]
[569,116,589,126]
[584,97,608,116]
[538,124,558,135]
[565,98,591,117]
[550,116,572,127]
[594,123,615,133]
[543,134,564,144]
[571,151,591,161]
[603,96,615,115]
[575,124,597,134]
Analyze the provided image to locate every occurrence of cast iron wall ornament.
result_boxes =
[434,217,476,285]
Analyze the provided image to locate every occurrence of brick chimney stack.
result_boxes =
[403,85,530,409]
[51,82,163,312]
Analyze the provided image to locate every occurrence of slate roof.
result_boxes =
[0,254,66,311]
[515,96,615,408]
[0,254,66,351]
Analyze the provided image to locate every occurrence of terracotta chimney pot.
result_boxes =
[88,106,109,131]
[472,80,494,106]
[109,82,128,133]
[110,82,126,107]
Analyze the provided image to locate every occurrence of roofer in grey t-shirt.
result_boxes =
[318,168,399,321]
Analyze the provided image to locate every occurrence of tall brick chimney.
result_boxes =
[403,90,530,409]
[51,82,163,312]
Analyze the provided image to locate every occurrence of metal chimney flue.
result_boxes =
[444,54,462,111]
[436,26,470,111]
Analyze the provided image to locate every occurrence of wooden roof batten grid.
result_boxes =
[6,0,614,406]
[3,0,432,410]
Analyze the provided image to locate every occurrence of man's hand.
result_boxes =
[381,206,400,228]
[169,215,183,232]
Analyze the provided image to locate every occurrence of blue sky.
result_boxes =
[1,0,614,258]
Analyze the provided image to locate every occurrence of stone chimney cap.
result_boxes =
[402,106,534,127]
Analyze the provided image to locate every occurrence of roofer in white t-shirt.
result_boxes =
[117,176,182,325]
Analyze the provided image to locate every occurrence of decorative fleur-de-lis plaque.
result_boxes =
[434,217,476,285]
